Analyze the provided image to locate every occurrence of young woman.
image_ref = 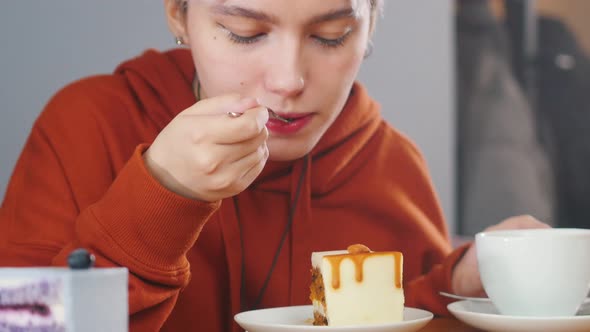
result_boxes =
[0,1,547,331]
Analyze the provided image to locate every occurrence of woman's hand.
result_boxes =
[451,215,551,296]
[144,95,269,202]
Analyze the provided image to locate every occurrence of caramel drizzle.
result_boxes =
[328,252,402,289]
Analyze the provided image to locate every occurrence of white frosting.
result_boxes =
[313,251,404,326]
[311,250,347,270]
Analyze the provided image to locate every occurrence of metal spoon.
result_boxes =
[440,292,490,303]
[227,109,292,124]
[268,109,293,123]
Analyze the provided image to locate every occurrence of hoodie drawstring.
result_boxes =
[235,154,310,311]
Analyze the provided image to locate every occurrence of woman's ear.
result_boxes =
[368,3,380,39]
[369,14,377,36]
[165,0,189,44]
[364,40,374,59]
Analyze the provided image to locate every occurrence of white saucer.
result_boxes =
[234,305,433,332]
[448,300,590,332]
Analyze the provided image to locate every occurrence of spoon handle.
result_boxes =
[439,292,490,302]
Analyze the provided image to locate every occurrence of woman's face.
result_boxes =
[168,0,371,161]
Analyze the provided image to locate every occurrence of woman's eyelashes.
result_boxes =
[312,28,353,48]
[217,24,353,49]
[216,23,266,44]
[226,30,266,44]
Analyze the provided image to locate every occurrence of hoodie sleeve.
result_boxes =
[377,126,471,316]
[404,244,471,315]
[0,79,218,331]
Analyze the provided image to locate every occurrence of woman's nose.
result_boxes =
[264,43,306,98]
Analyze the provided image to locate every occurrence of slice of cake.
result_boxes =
[310,244,404,326]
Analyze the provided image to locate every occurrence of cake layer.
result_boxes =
[311,246,404,326]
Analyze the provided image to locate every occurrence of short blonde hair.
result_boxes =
[371,0,384,12]
[177,0,382,36]
[369,0,384,34]
[178,0,384,19]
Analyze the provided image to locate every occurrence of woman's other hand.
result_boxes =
[451,215,551,296]
[144,95,269,202]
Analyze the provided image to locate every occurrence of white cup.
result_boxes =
[475,228,590,317]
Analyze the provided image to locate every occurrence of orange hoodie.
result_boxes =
[0,49,466,332]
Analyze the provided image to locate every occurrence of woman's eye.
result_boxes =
[218,24,266,45]
[313,29,353,48]
[217,23,354,48]
[227,31,266,44]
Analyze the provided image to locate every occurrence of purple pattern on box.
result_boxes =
[0,280,62,306]
[0,279,65,331]
[0,322,66,332]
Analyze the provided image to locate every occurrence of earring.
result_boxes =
[175,36,185,45]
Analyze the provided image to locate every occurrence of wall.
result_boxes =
[359,1,456,231]
[0,1,456,232]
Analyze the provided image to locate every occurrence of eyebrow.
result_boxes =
[211,5,278,23]
[211,5,358,25]
[309,7,358,25]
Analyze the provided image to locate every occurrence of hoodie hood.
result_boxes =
[115,48,197,131]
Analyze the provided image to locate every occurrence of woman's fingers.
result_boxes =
[206,140,269,195]
[144,93,271,202]
[484,215,551,232]
[238,142,270,186]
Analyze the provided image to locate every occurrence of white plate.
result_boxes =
[440,291,590,306]
[448,300,590,332]
[234,305,433,332]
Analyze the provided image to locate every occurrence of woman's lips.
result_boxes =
[265,112,314,135]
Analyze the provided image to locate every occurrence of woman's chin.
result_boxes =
[266,128,326,161]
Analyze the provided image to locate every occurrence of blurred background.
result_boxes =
[457,0,590,235]
[1,1,589,237]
